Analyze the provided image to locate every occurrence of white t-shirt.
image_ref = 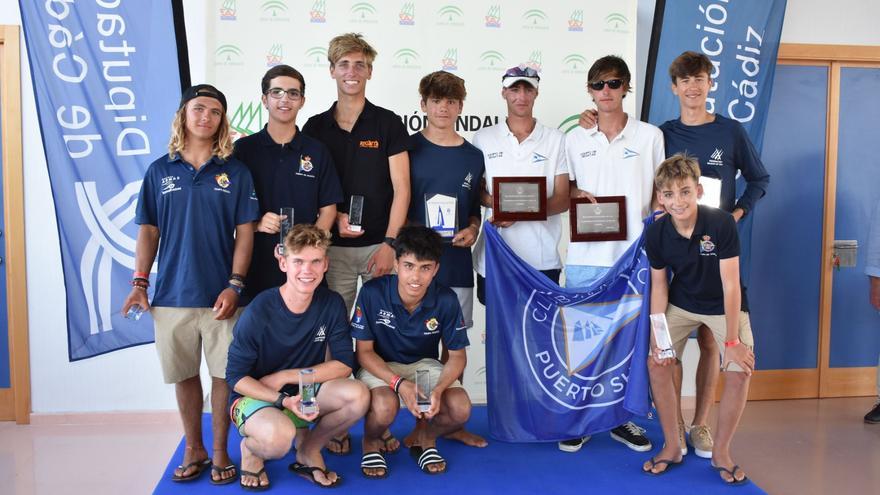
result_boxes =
[472,119,568,275]
[565,115,665,267]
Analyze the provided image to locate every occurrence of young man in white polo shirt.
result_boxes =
[561,55,665,454]
[472,66,570,299]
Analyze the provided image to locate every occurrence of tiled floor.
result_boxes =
[1,397,878,494]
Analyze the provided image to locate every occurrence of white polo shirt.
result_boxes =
[472,119,568,275]
[565,115,665,267]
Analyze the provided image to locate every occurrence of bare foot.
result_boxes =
[444,428,488,448]
[403,421,427,448]
[239,440,269,489]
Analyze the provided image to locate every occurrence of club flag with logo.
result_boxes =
[643,0,786,283]
[19,2,183,360]
[484,221,652,442]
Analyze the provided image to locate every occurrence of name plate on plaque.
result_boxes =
[492,176,547,222]
[425,193,457,239]
[569,196,627,242]
[348,195,364,232]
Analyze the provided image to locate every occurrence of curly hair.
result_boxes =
[167,104,234,161]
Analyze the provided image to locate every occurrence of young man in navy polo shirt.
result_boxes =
[643,154,755,485]
[234,65,343,302]
[122,85,259,484]
[407,70,487,449]
[352,226,472,478]
[226,225,369,489]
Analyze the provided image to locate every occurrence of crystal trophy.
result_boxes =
[425,193,457,239]
[649,313,676,360]
[299,369,318,415]
[349,195,364,232]
[125,304,145,321]
[278,207,294,254]
[414,369,432,413]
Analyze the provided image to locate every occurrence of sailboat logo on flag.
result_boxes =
[557,295,642,374]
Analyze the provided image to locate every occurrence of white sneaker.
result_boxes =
[558,436,591,452]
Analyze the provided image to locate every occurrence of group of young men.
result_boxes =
[121,31,769,489]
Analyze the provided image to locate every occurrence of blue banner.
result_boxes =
[484,221,652,442]
[20,1,182,360]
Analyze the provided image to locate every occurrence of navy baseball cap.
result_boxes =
[179,84,227,112]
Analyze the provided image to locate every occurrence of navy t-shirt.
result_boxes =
[350,275,469,364]
[645,205,748,315]
[225,286,354,401]
[233,126,343,301]
[303,100,410,247]
[135,154,260,307]
[660,114,769,214]
[407,132,485,288]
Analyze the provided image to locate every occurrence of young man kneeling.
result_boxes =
[226,225,370,490]
[353,226,473,477]
[643,154,755,485]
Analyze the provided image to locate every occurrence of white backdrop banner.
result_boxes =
[205,0,637,401]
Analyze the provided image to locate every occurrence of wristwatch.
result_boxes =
[383,236,395,247]
[273,391,289,409]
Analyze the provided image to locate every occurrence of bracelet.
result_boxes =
[227,284,243,295]
[724,339,741,348]
[131,279,149,288]
[390,375,403,393]
[132,285,148,291]
[230,273,246,283]
[133,271,149,279]
[228,278,245,288]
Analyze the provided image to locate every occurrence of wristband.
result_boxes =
[227,283,243,295]
[273,392,289,409]
[390,375,403,394]
[230,273,246,283]
[133,271,149,279]
[383,237,396,248]
[228,278,245,288]
[724,339,741,348]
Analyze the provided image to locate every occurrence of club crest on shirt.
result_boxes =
[314,325,327,343]
[700,235,716,256]
[425,317,439,333]
[532,152,548,164]
[352,306,365,329]
[622,147,640,159]
[299,155,314,173]
[215,173,231,189]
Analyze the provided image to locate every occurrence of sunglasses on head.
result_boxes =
[504,66,539,78]
[588,79,624,91]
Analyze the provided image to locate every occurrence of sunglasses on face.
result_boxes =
[588,79,624,91]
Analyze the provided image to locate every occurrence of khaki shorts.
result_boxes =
[666,304,755,372]
[152,307,242,384]
[357,358,463,391]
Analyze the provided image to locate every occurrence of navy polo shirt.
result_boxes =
[661,114,769,214]
[645,205,748,315]
[233,126,343,301]
[303,100,410,247]
[135,153,259,307]
[350,275,469,364]
[407,132,485,288]
[225,286,354,401]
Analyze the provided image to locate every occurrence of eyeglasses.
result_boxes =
[266,88,303,100]
[588,79,624,91]
[503,66,540,79]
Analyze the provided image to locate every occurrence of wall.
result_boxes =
[0,0,876,413]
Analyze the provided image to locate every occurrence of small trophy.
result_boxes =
[299,369,318,415]
[278,207,294,254]
[425,193,457,240]
[125,304,145,321]
[649,313,676,360]
[349,195,365,232]
[414,369,432,413]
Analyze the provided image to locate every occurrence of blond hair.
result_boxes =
[284,224,332,255]
[327,32,377,67]
[167,105,234,161]
[654,153,701,190]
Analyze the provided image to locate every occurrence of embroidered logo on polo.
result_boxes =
[425,317,439,334]
[160,175,181,195]
[487,151,504,159]
[352,305,365,329]
[462,172,473,190]
[580,150,597,158]
[532,152,548,164]
[622,147,639,159]
[299,155,314,173]
[215,173,231,188]
[699,235,716,256]
[314,325,327,343]
[377,309,396,329]
[359,140,380,149]
[707,148,724,167]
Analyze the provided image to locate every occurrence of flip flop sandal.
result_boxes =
[410,446,446,475]
[360,451,389,479]
[642,457,682,476]
[171,458,211,482]
[715,464,749,486]
[288,462,343,488]
[239,468,270,492]
[380,432,400,454]
[210,464,237,485]
[326,433,351,456]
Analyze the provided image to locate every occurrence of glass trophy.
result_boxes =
[649,313,676,360]
[414,369,432,413]
[299,369,318,415]
[125,304,145,321]
[425,193,457,240]
[349,195,365,232]
[278,207,294,254]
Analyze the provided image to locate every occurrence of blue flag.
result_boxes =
[19,2,183,360]
[484,221,652,442]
